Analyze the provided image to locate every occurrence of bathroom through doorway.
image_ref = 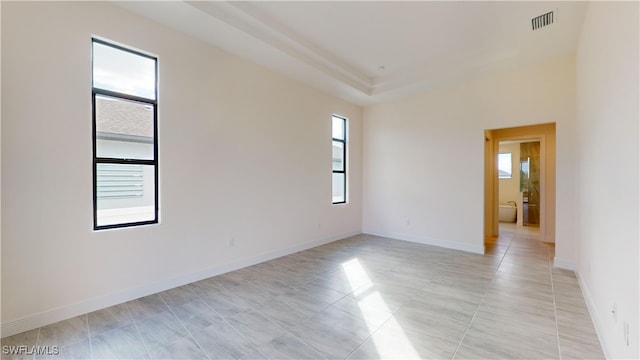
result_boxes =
[484,123,556,251]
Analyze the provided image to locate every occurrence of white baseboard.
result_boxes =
[553,257,576,270]
[363,231,484,254]
[575,271,611,359]
[0,230,359,338]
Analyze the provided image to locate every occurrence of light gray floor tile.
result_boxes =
[398,296,478,325]
[306,271,364,294]
[172,299,223,333]
[200,287,254,318]
[1,328,39,360]
[348,321,460,359]
[275,288,333,314]
[35,339,91,360]
[185,281,223,299]
[254,298,318,329]
[330,293,394,326]
[37,316,88,348]
[454,342,530,360]
[292,282,348,304]
[91,324,149,360]
[239,348,268,360]
[88,303,133,337]
[136,311,189,350]
[249,277,296,297]
[346,283,419,313]
[458,310,560,359]
[255,333,323,360]
[225,309,286,346]
[191,321,258,359]
[228,283,277,309]
[286,305,384,358]
[159,285,198,308]
[126,294,169,321]
[286,324,362,360]
[214,272,248,290]
[475,308,558,337]
[387,309,469,342]
[148,336,206,360]
[559,334,606,359]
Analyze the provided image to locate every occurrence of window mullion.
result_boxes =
[96,158,156,165]
[93,88,156,105]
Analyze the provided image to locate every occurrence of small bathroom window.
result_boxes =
[498,153,512,179]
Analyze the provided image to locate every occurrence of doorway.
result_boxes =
[484,123,556,252]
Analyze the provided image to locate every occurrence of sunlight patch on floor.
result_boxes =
[342,258,419,358]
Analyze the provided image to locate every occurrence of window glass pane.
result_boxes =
[96,164,155,226]
[498,153,512,178]
[332,141,344,171]
[332,173,345,203]
[332,116,344,140]
[93,41,156,100]
[96,95,154,160]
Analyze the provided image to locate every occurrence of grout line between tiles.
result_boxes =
[33,327,41,360]
[85,314,93,360]
[125,302,153,360]
[342,281,425,360]
[159,292,212,360]
[203,273,335,360]
[199,287,272,359]
[548,245,563,360]
[450,234,513,359]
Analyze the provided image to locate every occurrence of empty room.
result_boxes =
[1,1,638,359]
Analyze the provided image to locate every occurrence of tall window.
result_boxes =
[92,39,158,230]
[498,152,512,179]
[332,115,347,204]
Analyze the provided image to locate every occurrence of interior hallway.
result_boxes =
[2,227,603,359]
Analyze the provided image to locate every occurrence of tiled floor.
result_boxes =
[2,225,604,359]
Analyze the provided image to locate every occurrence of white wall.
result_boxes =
[1,2,362,336]
[363,55,575,253]
[498,143,520,206]
[575,2,639,358]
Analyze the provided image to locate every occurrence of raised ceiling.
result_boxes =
[116,1,588,105]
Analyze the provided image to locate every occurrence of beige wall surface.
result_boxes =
[363,55,574,253]
[574,2,639,358]
[1,1,362,335]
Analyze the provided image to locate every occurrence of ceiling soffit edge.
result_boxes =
[185,1,374,95]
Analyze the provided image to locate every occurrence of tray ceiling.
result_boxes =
[116,1,587,105]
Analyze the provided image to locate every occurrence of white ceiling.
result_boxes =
[116,1,588,106]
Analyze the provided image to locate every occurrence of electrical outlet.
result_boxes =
[228,238,235,248]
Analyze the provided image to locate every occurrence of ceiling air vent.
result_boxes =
[532,11,554,30]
